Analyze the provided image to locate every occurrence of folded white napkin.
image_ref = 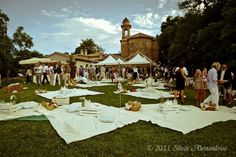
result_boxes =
[16,101,38,109]
[67,105,80,113]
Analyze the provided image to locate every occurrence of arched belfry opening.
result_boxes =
[121,17,131,38]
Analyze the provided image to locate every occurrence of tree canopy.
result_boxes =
[0,10,42,79]
[74,38,104,54]
[157,0,236,71]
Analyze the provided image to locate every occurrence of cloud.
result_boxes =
[41,10,68,18]
[132,28,158,36]
[158,0,167,8]
[160,9,183,22]
[40,17,121,53]
[77,17,119,34]
[170,9,183,16]
[133,12,160,29]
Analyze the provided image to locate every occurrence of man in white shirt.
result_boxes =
[34,62,43,85]
[202,62,221,110]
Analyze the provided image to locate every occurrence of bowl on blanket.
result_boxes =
[125,101,141,111]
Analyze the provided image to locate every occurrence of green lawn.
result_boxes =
[0,78,236,157]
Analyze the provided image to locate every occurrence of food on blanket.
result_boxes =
[125,101,141,111]
[200,102,216,111]
[130,89,136,92]
[35,89,47,94]
[41,101,58,110]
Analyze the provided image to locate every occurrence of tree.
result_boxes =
[0,36,14,79]
[0,9,9,37]
[74,39,99,54]
[0,10,38,80]
[12,26,33,51]
[0,10,13,80]
[157,0,236,71]
[157,16,182,65]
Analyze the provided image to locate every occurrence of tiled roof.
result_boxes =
[128,33,155,39]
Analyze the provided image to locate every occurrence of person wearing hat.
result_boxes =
[201,62,221,110]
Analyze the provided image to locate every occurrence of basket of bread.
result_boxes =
[125,101,141,111]
[41,101,58,110]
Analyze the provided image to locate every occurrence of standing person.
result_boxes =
[84,64,89,79]
[99,65,106,80]
[26,67,33,84]
[88,65,93,80]
[64,62,71,86]
[53,62,62,86]
[48,63,54,86]
[42,64,49,84]
[34,62,43,86]
[202,66,208,99]
[174,63,187,104]
[201,62,221,110]
[122,66,126,79]
[218,64,233,105]
[111,66,116,82]
[133,66,138,81]
[79,65,84,77]
[232,71,236,97]
[194,66,204,106]
[70,62,77,87]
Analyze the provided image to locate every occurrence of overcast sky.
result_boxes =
[1,0,183,54]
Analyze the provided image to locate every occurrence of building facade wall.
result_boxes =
[121,37,159,61]
[48,55,70,63]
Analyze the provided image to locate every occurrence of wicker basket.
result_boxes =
[41,101,57,110]
[126,101,141,111]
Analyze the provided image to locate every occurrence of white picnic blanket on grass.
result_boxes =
[124,88,174,99]
[37,88,103,100]
[132,83,167,90]
[38,103,139,144]
[76,82,114,88]
[38,102,236,144]
[0,101,42,121]
[120,104,236,134]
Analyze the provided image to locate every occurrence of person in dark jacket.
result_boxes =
[218,63,233,105]
[53,62,62,86]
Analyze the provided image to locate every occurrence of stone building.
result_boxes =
[120,17,159,61]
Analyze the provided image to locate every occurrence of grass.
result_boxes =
[0,78,236,157]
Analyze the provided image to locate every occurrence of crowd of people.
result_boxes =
[25,62,158,86]
[193,62,235,110]
[24,61,235,110]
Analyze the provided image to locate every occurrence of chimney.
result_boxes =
[80,49,84,55]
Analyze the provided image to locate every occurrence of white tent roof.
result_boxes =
[19,57,52,65]
[122,54,151,65]
[94,55,119,65]
[116,58,125,64]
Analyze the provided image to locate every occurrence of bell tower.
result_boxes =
[121,17,131,39]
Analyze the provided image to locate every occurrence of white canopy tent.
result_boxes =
[116,58,125,64]
[19,57,52,65]
[122,53,155,65]
[93,55,119,66]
